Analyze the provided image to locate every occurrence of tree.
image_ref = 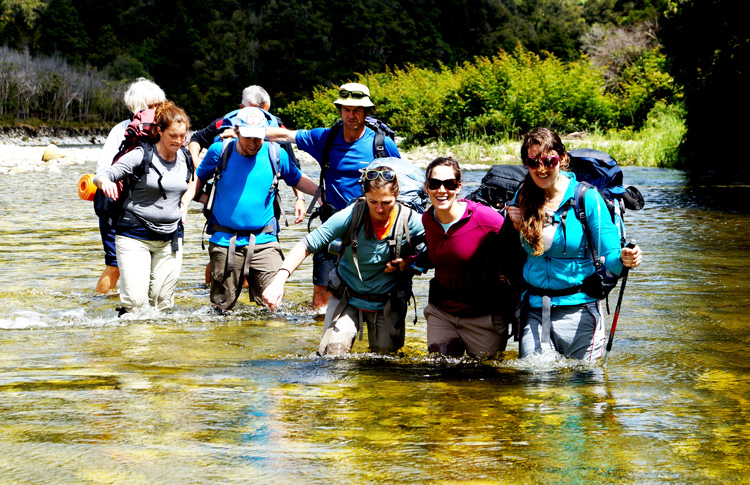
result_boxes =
[661,0,750,178]
[34,0,89,64]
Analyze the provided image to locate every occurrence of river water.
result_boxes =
[1,155,749,484]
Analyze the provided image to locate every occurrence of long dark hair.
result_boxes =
[517,128,569,256]
[362,165,400,239]
[424,156,462,184]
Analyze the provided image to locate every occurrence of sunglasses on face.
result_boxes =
[365,169,397,182]
[427,178,459,190]
[524,154,560,170]
[339,89,369,100]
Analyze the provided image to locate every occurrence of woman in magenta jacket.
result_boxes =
[421,157,510,358]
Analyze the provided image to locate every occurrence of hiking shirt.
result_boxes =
[520,171,624,308]
[423,200,505,315]
[196,140,301,247]
[302,203,425,312]
[96,119,129,174]
[94,146,190,236]
[295,127,400,210]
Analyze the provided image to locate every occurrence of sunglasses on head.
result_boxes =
[339,89,369,100]
[524,154,560,170]
[365,169,397,182]
[427,178,459,190]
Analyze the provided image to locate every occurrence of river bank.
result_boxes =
[0,129,507,175]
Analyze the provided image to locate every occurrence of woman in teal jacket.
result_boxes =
[263,166,425,356]
[506,128,642,361]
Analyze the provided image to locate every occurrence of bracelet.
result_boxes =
[296,197,305,201]
[278,268,292,277]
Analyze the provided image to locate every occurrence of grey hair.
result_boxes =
[123,77,166,114]
[241,85,270,108]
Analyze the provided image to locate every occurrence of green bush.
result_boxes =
[280,47,640,146]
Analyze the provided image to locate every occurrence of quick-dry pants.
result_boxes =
[209,241,283,311]
[519,301,606,361]
[424,303,508,359]
[319,296,405,356]
[115,235,182,312]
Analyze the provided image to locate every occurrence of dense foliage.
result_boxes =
[661,0,750,178]
[1,0,668,126]
[283,47,677,146]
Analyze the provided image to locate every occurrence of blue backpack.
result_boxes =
[566,149,644,305]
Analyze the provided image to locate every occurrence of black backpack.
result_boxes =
[465,164,528,216]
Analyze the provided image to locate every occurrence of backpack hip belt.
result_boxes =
[210,222,275,279]
[524,272,602,300]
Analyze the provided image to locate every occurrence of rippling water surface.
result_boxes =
[1,156,749,484]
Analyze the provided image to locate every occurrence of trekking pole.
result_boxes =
[602,239,637,366]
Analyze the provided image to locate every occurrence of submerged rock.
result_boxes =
[42,144,65,162]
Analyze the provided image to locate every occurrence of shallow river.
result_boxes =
[1,155,749,484]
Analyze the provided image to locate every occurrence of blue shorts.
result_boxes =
[312,249,336,287]
[99,217,118,267]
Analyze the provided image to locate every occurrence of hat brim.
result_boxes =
[237,126,266,139]
[334,97,374,108]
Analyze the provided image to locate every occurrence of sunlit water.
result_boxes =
[1,156,749,484]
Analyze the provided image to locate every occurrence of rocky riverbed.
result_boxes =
[0,127,498,175]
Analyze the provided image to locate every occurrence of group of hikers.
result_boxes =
[91,77,643,362]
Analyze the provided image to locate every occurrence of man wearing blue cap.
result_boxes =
[265,82,401,314]
[194,107,318,312]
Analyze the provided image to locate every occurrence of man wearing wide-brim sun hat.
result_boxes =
[265,81,401,314]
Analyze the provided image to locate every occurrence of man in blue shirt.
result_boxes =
[195,107,318,312]
[266,82,401,313]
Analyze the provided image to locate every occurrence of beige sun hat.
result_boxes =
[333,82,375,108]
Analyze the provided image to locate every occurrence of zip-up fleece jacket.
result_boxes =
[521,172,624,308]
[423,200,505,315]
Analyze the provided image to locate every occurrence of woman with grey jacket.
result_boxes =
[95,101,196,314]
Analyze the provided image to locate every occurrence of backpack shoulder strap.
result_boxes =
[341,198,368,281]
[131,142,153,180]
[218,138,235,179]
[574,182,602,270]
[180,146,194,182]
[388,204,411,260]
[268,142,287,227]
[372,128,386,159]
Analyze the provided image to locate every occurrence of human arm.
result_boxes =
[620,244,642,268]
[265,127,299,144]
[97,120,128,174]
[262,242,311,311]
[93,148,143,198]
[385,208,426,273]
[180,173,197,223]
[192,176,209,205]
[292,188,306,224]
[507,205,521,231]
[585,189,635,275]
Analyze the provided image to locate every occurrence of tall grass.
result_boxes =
[405,102,686,168]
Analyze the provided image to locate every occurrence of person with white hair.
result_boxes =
[94,77,166,294]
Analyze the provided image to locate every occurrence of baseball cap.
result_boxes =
[233,107,266,138]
